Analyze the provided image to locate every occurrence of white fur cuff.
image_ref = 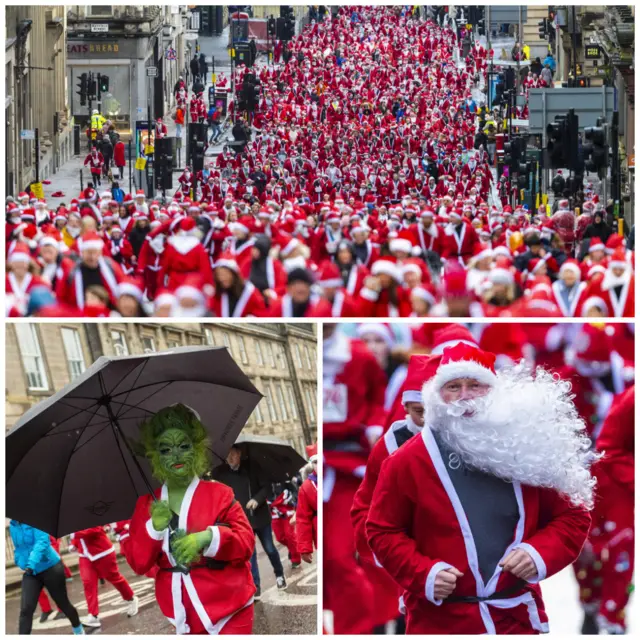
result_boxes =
[516,543,547,583]
[203,526,221,558]
[146,518,166,541]
[360,287,379,302]
[425,561,455,605]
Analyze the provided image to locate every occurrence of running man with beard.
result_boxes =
[366,343,598,634]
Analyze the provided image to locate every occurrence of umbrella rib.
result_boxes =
[71,423,111,453]
[109,380,177,398]
[42,418,116,437]
[114,358,150,419]
[105,359,147,398]
[115,381,174,417]
[111,401,156,416]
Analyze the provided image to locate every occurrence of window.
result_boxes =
[277,344,287,369]
[267,343,276,368]
[304,386,316,421]
[304,345,313,370]
[110,330,129,356]
[16,324,49,391]
[286,385,298,419]
[204,329,215,346]
[294,344,303,368]
[264,385,278,422]
[222,332,231,350]
[253,400,264,424]
[167,338,181,349]
[189,335,203,346]
[142,336,156,354]
[276,384,289,421]
[61,328,86,380]
[237,336,248,364]
[86,5,112,17]
[254,340,264,366]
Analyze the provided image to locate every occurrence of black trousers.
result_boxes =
[19,561,80,634]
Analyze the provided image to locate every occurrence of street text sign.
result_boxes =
[20,130,35,140]
[90,24,109,33]
[146,67,158,78]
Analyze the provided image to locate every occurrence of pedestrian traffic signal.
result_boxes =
[88,76,97,100]
[547,115,568,169]
[99,75,109,93]
[583,123,608,174]
[76,73,88,106]
[538,19,548,39]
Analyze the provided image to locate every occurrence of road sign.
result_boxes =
[20,129,35,140]
[146,67,158,77]
[90,24,109,33]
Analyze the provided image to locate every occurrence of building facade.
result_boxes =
[6,322,317,455]
[5,6,73,196]
[65,6,191,137]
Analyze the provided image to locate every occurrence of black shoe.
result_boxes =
[53,611,67,621]
[39,611,53,623]
[99,578,106,586]
[254,587,261,601]
[581,612,599,635]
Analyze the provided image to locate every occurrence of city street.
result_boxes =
[5,545,317,635]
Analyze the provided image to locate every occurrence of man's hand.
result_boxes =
[301,552,313,563]
[499,549,538,580]
[433,567,463,601]
[150,500,172,532]
[246,499,259,510]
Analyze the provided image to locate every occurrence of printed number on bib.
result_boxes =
[323,383,348,422]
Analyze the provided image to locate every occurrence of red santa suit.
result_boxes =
[210,280,266,318]
[56,256,123,310]
[266,293,332,318]
[159,235,214,292]
[440,219,480,266]
[296,472,317,555]
[367,429,591,634]
[70,527,135,618]
[127,477,255,634]
[269,489,301,565]
[240,255,288,297]
[576,387,634,633]
[323,330,388,634]
[5,272,50,315]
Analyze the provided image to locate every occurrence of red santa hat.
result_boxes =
[213,252,240,273]
[134,189,146,199]
[117,276,144,302]
[371,256,403,283]
[559,259,582,280]
[420,208,435,219]
[7,242,32,265]
[356,323,396,349]
[573,324,613,370]
[176,216,197,234]
[280,235,300,258]
[588,237,605,254]
[401,354,441,404]
[38,230,62,250]
[389,229,415,255]
[587,264,607,280]
[580,296,608,316]
[431,325,478,356]
[78,231,104,252]
[430,342,497,391]
[305,442,318,462]
[229,215,254,236]
[316,260,343,288]
[608,247,629,271]
[411,285,437,307]
[21,207,36,222]
[173,274,214,306]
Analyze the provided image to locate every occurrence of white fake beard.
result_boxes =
[424,365,599,509]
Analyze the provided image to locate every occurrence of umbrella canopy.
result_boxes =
[6,346,262,537]
[233,434,307,483]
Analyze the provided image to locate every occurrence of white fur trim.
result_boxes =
[319,277,343,288]
[389,238,413,254]
[425,561,456,606]
[588,242,605,252]
[8,252,31,264]
[357,323,393,347]
[78,239,104,252]
[168,235,200,255]
[371,260,402,283]
[365,425,384,442]
[118,282,143,301]
[203,526,221,558]
[175,285,205,303]
[229,222,249,235]
[360,287,379,302]
[146,518,166,541]
[559,262,581,277]
[39,237,58,249]
[490,268,515,286]
[402,262,422,276]
[430,360,497,391]
[213,258,239,273]
[411,287,436,306]
[281,238,299,257]
[431,339,477,356]
[402,390,423,404]
[581,296,608,317]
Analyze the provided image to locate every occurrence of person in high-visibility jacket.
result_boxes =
[90,110,106,141]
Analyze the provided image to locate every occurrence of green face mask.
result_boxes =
[157,428,196,485]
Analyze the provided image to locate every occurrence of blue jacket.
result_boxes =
[10,521,60,575]
[543,55,556,71]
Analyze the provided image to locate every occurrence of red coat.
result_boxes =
[56,257,124,310]
[240,256,287,297]
[412,222,442,256]
[296,474,318,554]
[70,527,115,562]
[127,478,255,634]
[114,142,126,167]
[266,293,332,318]
[587,273,635,318]
[159,236,214,291]
[550,280,588,317]
[367,429,591,634]
[210,281,266,317]
[323,332,388,478]
[342,263,369,297]
[357,285,413,317]
[6,272,50,314]
[440,221,480,265]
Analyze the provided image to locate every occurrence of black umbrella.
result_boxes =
[234,434,307,483]
[6,346,262,537]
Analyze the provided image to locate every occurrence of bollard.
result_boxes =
[80,169,83,192]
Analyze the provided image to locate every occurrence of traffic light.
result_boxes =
[538,18,548,39]
[88,76,97,100]
[267,17,276,36]
[546,115,567,169]
[76,73,88,106]
[279,5,295,40]
[504,135,521,172]
[583,121,608,174]
[566,109,580,171]
[99,75,109,93]
[476,7,486,36]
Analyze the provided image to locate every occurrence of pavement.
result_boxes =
[5,545,317,635]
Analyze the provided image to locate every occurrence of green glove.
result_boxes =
[150,500,172,532]
[171,529,213,566]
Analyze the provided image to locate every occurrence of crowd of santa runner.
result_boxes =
[323,321,634,635]
[5,6,635,318]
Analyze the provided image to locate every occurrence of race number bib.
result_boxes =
[323,383,348,422]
